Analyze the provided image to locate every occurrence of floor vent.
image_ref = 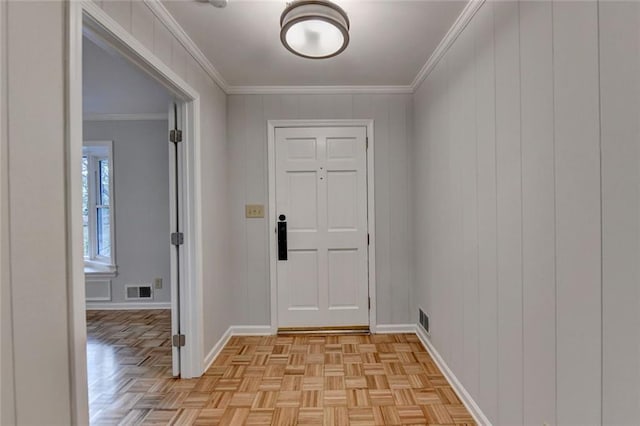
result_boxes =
[125,284,153,300]
[418,308,429,334]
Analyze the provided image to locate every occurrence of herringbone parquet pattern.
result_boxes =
[87,310,475,425]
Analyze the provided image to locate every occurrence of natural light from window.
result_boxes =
[83,141,116,276]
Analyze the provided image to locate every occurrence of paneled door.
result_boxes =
[275,126,369,328]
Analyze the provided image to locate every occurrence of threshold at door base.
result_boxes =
[278,325,370,335]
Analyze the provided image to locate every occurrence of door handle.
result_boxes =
[277,214,287,261]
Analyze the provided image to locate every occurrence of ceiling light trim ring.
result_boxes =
[280,0,350,60]
[280,0,350,28]
[280,16,350,60]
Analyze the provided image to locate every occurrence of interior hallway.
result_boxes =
[86,310,474,425]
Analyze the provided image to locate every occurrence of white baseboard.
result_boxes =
[230,325,274,335]
[415,325,492,426]
[374,323,416,334]
[203,326,234,372]
[203,325,273,372]
[85,302,171,310]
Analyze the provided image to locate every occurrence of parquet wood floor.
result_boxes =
[87,310,475,425]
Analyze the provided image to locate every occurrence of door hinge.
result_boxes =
[170,129,183,143]
[366,137,369,150]
[171,232,184,246]
[367,234,370,246]
[172,334,186,347]
[368,297,371,310]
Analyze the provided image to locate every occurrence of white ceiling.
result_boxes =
[83,36,172,116]
[161,0,467,87]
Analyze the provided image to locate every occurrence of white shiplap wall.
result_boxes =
[5,3,73,423]
[2,1,231,423]
[95,0,232,356]
[0,0,16,424]
[227,94,413,327]
[412,1,640,425]
[599,2,640,424]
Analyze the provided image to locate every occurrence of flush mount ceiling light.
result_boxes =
[280,0,350,59]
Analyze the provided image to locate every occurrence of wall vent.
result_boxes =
[125,284,153,300]
[418,308,429,334]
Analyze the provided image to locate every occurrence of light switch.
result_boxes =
[245,204,264,218]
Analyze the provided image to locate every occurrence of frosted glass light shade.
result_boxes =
[280,1,350,59]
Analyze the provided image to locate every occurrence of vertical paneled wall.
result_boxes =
[553,3,602,424]
[412,1,640,424]
[0,0,16,423]
[227,94,413,327]
[519,2,555,423]
[96,0,232,354]
[599,2,640,424]
[3,1,230,422]
[5,2,73,423]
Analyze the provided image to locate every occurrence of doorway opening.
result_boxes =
[82,31,179,423]
[67,4,205,424]
[267,120,377,333]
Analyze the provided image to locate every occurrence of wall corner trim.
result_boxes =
[415,325,492,426]
[410,0,485,91]
[143,0,230,93]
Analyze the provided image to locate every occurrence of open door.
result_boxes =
[168,101,185,376]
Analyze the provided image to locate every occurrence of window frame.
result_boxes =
[83,140,116,276]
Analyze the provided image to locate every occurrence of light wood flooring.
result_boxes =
[87,310,475,425]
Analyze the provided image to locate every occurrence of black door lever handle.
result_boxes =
[278,214,287,261]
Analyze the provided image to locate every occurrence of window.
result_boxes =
[83,141,116,275]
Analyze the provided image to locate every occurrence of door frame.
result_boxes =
[267,119,376,333]
[67,2,205,423]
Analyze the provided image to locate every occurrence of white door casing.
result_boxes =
[274,125,370,328]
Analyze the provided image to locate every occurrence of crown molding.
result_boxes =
[143,0,483,96]
[226,85,414,95]
[143,0,230,93]
[410,0,485,91]
[83,113,168,121]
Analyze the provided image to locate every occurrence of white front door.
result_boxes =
[275,126,369,328]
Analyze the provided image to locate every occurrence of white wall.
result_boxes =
[411,1,640,425]
[0,0,16,423]
[84,120,171,305]
[227,94,413,327]
[83,36,171,116]
[2,1,231,423]
[5,2,72,424]
[599,2,640,423]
